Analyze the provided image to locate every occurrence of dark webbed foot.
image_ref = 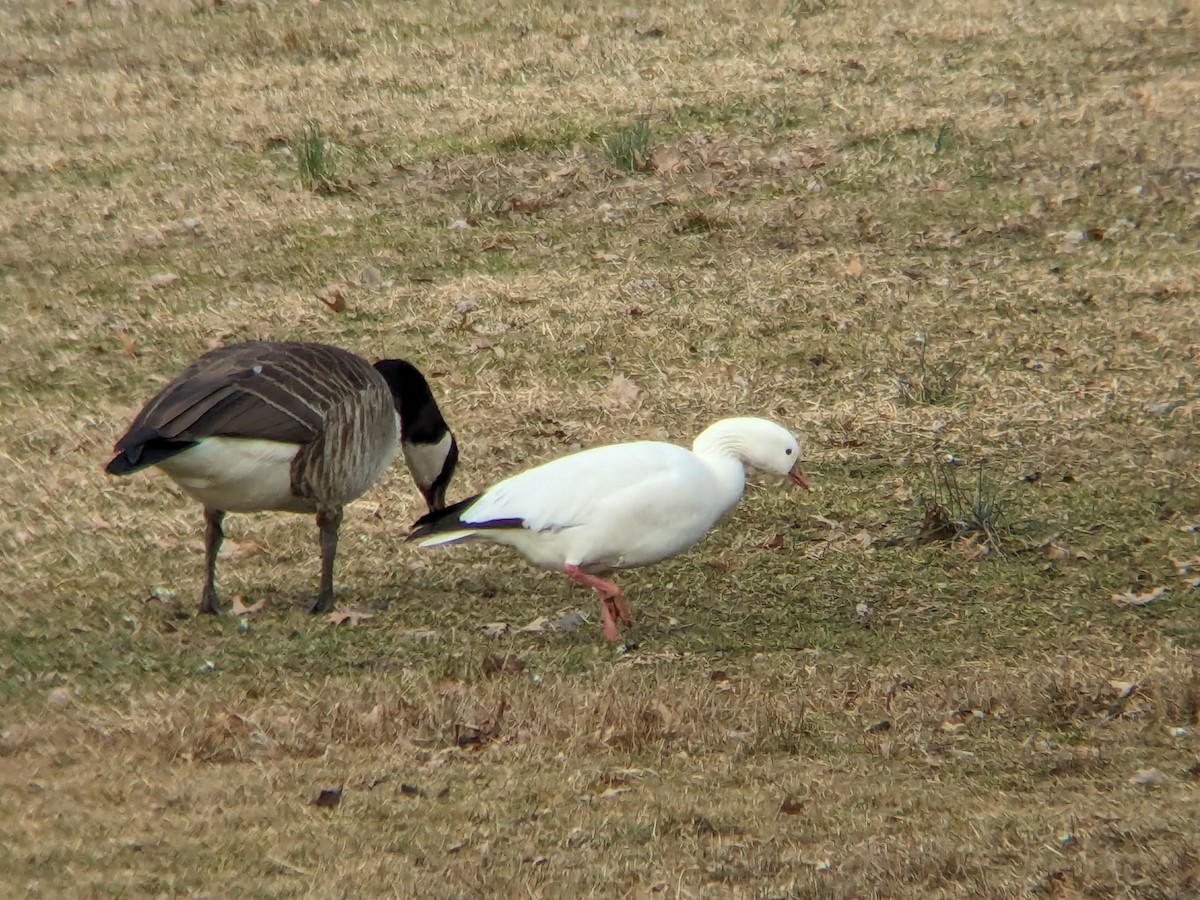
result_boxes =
[311,591,335,614]
[198,586,222,615]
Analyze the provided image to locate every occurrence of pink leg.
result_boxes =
[564,564,633,640]
[610,593,632,626]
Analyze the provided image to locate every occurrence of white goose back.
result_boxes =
[417,417,802,574]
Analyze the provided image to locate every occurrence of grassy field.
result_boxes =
[2,0,1199,895]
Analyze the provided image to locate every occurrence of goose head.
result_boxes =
[374,358,459,511]
[693,417,810,489]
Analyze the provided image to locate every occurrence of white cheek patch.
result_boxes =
[403,431,454,490]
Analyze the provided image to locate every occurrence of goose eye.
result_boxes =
[785,448,793,456]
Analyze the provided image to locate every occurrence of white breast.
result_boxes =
[157,437,308,513]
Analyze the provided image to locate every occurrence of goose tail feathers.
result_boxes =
[408,493,526,544]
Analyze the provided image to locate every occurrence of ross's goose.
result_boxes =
[107,340,458,614]
[408,417,808,640]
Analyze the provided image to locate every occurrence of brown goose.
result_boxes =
[106,340,458,614]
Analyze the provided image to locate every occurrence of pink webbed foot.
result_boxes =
[598,599,622,641]
[564,563,633,641]
[610,593,632,627]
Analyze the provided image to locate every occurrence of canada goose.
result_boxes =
[107,340,458,615]
[408,417,807,640]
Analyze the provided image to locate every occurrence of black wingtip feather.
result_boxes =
[105,453,138,475]
[407,494,527,542]
[104,438,197,475]
[407,493,481,541]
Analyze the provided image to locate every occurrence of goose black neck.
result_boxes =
[374,358,448,443]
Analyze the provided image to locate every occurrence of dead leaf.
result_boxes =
[396,627,438,641]
[954,536,989,561]
[144,272,179,289]
[509,196,546,214]
[779,797,805,815]
[1170,557,1200,575]
[1145,399,1185,415]
[317,287,347,312]
[1044,541,1070,560]
[604,374,642,409]
[228,595,267,617]
[655,701,678,731]
[47,686,73,707]
[518,616,551,634]
[1130,768,1168,786]
[844,254,864,277]
[399,783,424,797]
[1111,586,1165,607]
[650,147,685,176]
[481,236,515,252]
[482,653,526,676]
[518,610,585,634]
[1109,680,1137,699]
[311,787,342,808]
[266,856,308,876]
[327,609,374,626]
[481,622,510,638]
[361,704,384,728]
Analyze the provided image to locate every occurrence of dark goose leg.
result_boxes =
[312,506,343,613]
[199,508,225,615]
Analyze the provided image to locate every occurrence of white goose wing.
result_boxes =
[462,440,701,533]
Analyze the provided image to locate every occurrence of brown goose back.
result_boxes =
[112,341,400,510]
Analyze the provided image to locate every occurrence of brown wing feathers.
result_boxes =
[107,342,382,474]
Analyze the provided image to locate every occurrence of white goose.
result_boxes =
[408,417,809,640]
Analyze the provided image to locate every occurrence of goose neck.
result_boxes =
[691,425,747,510]
[692,422,746,464]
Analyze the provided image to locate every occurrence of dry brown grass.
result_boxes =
[2,0,1199,895]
